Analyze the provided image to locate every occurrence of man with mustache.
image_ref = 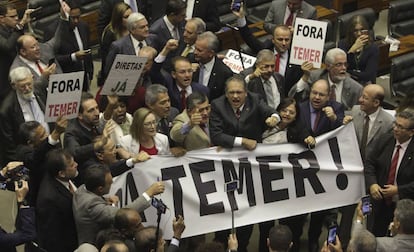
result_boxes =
[290,48,362,111]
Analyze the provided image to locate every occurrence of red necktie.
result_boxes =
[313,111,320,133]
[36,61,43,74]
[180,89,187,111]
[387,145,401,185]
[285,12,294,26]
[274,53,280,72]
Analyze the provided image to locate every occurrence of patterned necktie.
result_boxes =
[181,44,192,57]
[235,108,241,120]
[329,84,337,101]
[274,53,281,72]
[285,12,294,26]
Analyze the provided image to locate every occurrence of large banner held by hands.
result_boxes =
[290,18,327,68]
[101,55,147,96]
[109,124,365,238]
[45,71,84,122]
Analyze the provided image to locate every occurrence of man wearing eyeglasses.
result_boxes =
[290,48,362,111]
[365,109,414,237]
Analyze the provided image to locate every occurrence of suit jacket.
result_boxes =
[191,0,221,32]
[64,118,104,170]
[0,25,23,99]
[264,0,317,34]
[0,207,36,252]
[120,133,170,156]
[55,20,94,90]
[238,25,303,95]
[365,133,414,200]
[298,100,345,137]
[170,110,210,151]
[36,175,78,252]
[192,57,233,101]
[351,106,394,158]
[104,34,157,77]
[289,69,363,110]
[247,73,285,107]
[0,88,48,163]
[73,185,151,245]
[209,92,276,148]
[149,17,184,52]
[338,39,379,84]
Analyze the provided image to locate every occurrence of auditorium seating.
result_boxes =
[390,52,414,97]
[388,0,414,38]
[336,7,377,41]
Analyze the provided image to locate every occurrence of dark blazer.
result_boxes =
[64,119,103,170]
[298,100,345,137]
[247,73,285,105]
[338,39,379,84]
[192,57,234,101]
[56,20,94,91]
[192,0,221,32]
[365,133,414,200]
[167,81,209,112]
[209,92,276,148]
[149,17,184,52]
[83,157,133,177]
[238,24,303,96]
[36,174,78,252]
[0,87,48,163]
[104,34,157,78]
[0,25,23,99]
[0,207,36,252]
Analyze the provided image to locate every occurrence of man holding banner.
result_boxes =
[210,76,280,252]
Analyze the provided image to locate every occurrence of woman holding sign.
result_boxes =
[120,108,170,159]
[338,15,379,85]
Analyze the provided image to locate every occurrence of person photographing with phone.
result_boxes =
[338,15,379,85]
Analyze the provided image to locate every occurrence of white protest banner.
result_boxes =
[45,71,84,122]
[223,49,256,74]
[101,55,147,96]
[289,18,327,68]
[109,124,364,238]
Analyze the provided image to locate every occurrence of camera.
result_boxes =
[151,197,167,214]
[0,165,30,191]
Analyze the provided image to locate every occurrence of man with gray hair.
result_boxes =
[179,17,205,59]
[0,66,49,163]
[104,12,157,77]
[245,49,284,109]
[290,48,362,110]
[193,31,233,101]
[365,109,414,236]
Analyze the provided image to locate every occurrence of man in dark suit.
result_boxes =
[36,149,79,252]
[0,66,49,164]
[0,2,32,100]
[149,0,186,52]
[193,31,233,101]
[209,76,280,252]
[233,7,302,96]
[365,109,414,237]
[166,56,209,112]
[264,0,317,34]
[186,0,221,32]
[55,0,93,91]
[245,49,284,110]
[104,12,157,78]
[297,79,344,252]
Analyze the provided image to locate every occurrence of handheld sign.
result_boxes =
[101,55,147,96]
[45,71,84,122]
[289,18,327,68]
[223,49,256,74]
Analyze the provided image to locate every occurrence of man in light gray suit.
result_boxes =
[264,0,317,34]
[72,164,165,245]
[339,84,394,249]
[289,48,363,111]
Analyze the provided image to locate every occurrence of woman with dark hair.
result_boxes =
[120,108,170,158]
[338,15,379,85]
[99,2,132,85]
[262,98,315,147]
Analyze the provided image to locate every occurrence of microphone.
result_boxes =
[225,23,239,31]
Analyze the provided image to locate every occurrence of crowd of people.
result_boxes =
[1,0,414,251]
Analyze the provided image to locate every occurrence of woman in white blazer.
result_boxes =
[120,108,170,157]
